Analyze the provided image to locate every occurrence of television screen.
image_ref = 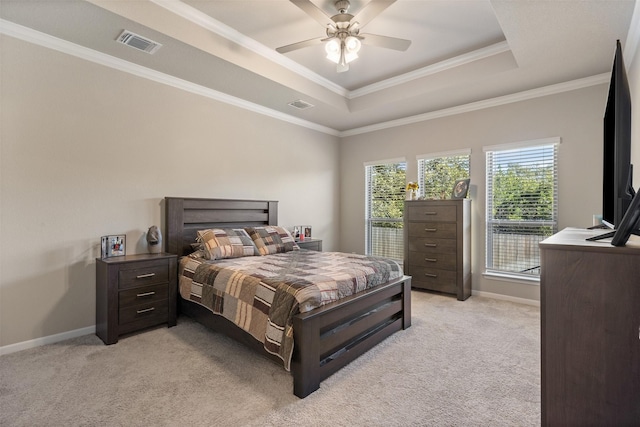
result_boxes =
[602,40,633,229]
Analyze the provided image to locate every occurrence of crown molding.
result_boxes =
[339,73,609,137]
[0,19,339,137]
[1,18,609,139]
[150,0,349,97]
[348,41,511,99]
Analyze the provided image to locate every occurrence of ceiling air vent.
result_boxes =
[116,30,162,54]
[288,100,315,110]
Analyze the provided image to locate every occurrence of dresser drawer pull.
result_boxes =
[136,307,155,314]
[424,228,437,232]
[424,258,437,262]
[136,291,156,298]
[136,273,156,279]
[425,273,438,278]
[424,212,437,215]
[424,243,437,247]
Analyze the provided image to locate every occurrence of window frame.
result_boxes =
[484,137,560,282]
[364,158,407,261]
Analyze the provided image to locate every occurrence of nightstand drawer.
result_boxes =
[408,251,456,270]
[118,261,169,289]
[407,205,456,222]
[119,299,168,326]
[408,237,457,254]
[119,283,168,308]
[407,222,457,239]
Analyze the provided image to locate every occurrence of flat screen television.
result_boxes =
[589,40,636,243]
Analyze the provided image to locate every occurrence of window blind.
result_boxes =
[418,153,470,199]
[485,141,559,278]
[365,162,406,261]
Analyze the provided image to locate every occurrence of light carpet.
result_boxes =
[0,291,540,426]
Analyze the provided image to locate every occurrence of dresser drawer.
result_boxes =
[410,266,457,294]
[407,222,457,239]
[407,205,456,222]
[119,298,168,326]
[408,237,457,254]
[118,261,169,289]
[119,283,168,308]
[408,251,457,270]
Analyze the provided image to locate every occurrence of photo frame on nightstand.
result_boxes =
[101,234,126,258]
[301,226,312,239]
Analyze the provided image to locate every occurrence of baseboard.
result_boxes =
[472,290,540,307]
[0,326,96,356]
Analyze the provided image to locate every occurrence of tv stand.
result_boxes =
[540,228,640,426]
[586,228,640,242]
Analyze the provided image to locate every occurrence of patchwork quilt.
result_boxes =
[178,250,403,370]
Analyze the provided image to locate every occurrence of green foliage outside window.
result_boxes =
[369,164,405,229]
[421,156,470,199]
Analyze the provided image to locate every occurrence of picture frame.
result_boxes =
[451,178,470,199]
[101,234,126,258]
[302,226,312,239]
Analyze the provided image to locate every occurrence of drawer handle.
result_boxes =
[424,212,437,215]
[424,228,437,232]
[425,273,438,278]
[137,307,155,314]
[424,243,437,247]
[424,258,437,262]
[136,273,156,279]
[136,291,156,298]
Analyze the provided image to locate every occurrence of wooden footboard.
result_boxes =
[292,275,411,398]
[165,197,412,398]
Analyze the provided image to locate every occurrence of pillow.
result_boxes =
[196,228,259,260]
[244,226,299,255]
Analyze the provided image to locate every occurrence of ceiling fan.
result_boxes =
[276,0,411,73]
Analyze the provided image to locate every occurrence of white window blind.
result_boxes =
[485,140,559,278]
[418,151,470,199]
[365,161,406,261]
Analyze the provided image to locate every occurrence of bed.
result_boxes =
[165,197,412,398]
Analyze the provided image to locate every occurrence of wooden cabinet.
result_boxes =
[96,253,177,345]
[297,238,322,251]
[404,199,471,300]
[539,228,640,426]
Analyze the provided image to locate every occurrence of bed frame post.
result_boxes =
[402,277,412,329]
[292,316,321,398]
[165,197,184,256]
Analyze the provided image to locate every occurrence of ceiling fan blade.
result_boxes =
[360,33,411,51]
[276,37,326,54]
[290,0,331,27]
[351,0,396,28]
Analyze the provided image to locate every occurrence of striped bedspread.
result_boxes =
[178,250,403,370]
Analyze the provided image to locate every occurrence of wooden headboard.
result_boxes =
[165,197,278,257]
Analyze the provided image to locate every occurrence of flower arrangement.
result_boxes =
[406,182,419,200]
[406,182,419,191]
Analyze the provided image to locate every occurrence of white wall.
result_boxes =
[0,37,340,347]
[339,85,608,302]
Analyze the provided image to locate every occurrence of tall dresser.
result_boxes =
[404,199,471,300]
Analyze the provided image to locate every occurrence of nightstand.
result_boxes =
[296,238,322,251]
[96,253,177,345]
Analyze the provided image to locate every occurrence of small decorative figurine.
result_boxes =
[146,225,162,254]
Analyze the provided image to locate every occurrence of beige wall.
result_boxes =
[0,37,340,347]
[339,85,608,302]
[2,33,638,348]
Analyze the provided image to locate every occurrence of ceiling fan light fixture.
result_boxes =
[325,38,341,63]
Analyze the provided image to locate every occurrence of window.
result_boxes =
[418,150,471,199]
[365,159,406,261]
[485,138,559,279]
